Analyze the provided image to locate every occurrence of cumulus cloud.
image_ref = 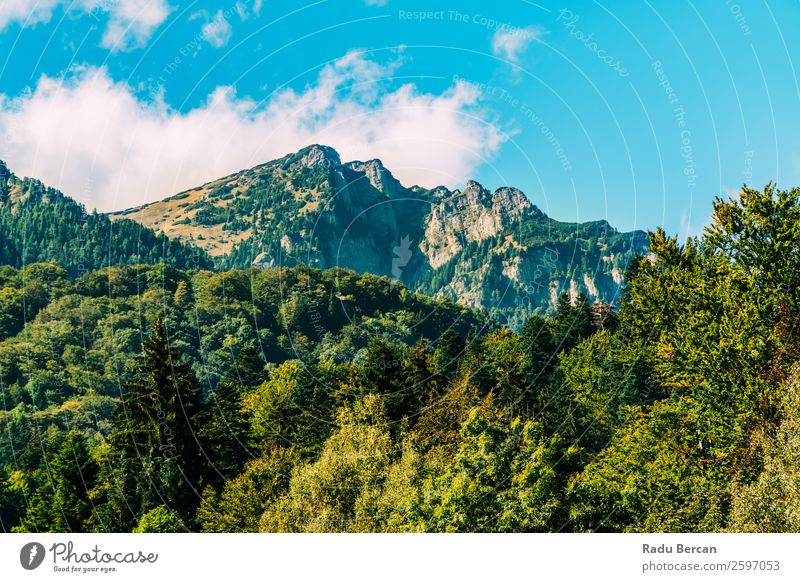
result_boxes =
[101,0,172,52]
[0,0,62,29]
[198,10,233,48]
[0,0,171,52]
[491,25,545,64]
[0,53,506,212]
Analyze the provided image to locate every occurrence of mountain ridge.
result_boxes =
[112,145,648,327]
[0,160,213,275]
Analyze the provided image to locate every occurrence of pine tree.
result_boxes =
[103,316,203,527]
[521,314,559,417]
[352,338,408,422]
[522,314,556,383]
[549,292,593,353]
[15,431,98,532]
[223,344,266,388]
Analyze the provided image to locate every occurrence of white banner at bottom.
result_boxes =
[1,533,796,581]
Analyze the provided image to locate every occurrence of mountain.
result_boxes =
[112,145,647,327]
[0,160,212,275]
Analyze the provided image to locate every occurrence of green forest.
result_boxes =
[1,184,799,532]
[0,161,212,276]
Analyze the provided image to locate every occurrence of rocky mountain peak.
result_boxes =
[492,187,533,219]
[451,180,492,209]
[107,144,647,324]
[344,158,404,197]
[464,179,490,197]
[293,144,341,169]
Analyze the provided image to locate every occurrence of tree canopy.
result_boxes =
[2,184,800,533]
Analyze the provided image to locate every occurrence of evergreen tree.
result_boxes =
[521,314,560,421]
[549,292,593,353]
[15,431,98,533]
[223,344,267,388]
[351,338,409,423]
[522,315,554,380]
[101,316,203,528]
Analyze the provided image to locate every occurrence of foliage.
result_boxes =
[133,506,186,533]
[96,316,203,528]
[197,449,297,532]
[727,364,800,532]
[1,184,800,533]
[0,163,211,275]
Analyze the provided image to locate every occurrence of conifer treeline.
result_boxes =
[0,163,211,276]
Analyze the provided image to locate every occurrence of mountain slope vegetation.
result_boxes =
[0,161,212,276]
[113,145,648,327]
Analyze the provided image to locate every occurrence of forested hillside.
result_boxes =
[1,184,799,532]
[0,161,212,275]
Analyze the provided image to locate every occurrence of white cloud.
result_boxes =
[491,25,544,64]
[238,0,263,19]
[0,0,170,52]
[101,0,172,52]
[0,0,61,29]
[0,53,506,212]
[199,10,233,48]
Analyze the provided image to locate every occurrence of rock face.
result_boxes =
[343,159,404,198]
[112,145,648,327]
[297,144,341,169]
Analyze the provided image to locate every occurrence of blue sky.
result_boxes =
[0,0,798,236]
